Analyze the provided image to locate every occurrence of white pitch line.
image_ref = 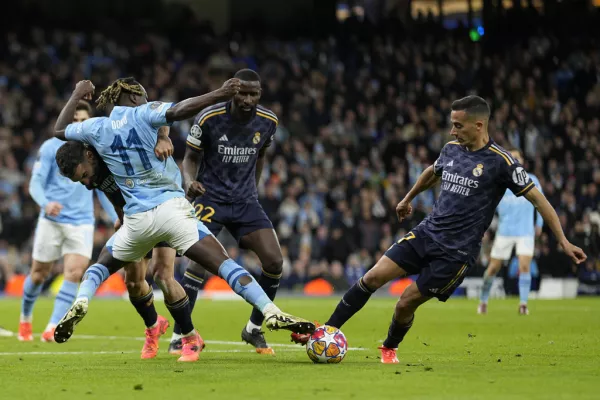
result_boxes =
[0,349,307,356]
[72,334,367,351]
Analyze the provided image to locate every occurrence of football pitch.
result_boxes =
[1,297,599,400]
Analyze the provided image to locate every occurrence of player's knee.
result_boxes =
[30,270,48,284]
[64,267,85,283]
[30,262,51,284]
[125,278,145,296]
[262,257,283,276]
[362,270,386,291]
[152,264,175,285]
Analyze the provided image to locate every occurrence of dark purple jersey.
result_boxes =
[185,101,277,203]
[420,139,535,261]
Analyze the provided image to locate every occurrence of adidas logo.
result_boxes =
[447,160,454,167]
[219,135,228,141]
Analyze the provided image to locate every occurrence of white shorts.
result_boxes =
[107,197,212,262]
[490,235,535,260]
[32,218,94,263]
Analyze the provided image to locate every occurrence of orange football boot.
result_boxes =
[141,315,170,359]
[177,331,205,362]
[378,346,399,364]
[18,322,33,342]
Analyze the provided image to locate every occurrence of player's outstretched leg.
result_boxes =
[54,248,123,343]
[183,236,314,334]
[42,254,88,342]
[291,255,407,345]
[19,260,53,341]
[478,258,502,314]
[517,255,533,315]
[124,261,169,359]
[239,229,283,355]
[379,283,430,364]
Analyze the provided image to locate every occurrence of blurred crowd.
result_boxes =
[1,7,599,292]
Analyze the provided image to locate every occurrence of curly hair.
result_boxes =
[56,141,86,178]
[96,77,144,110]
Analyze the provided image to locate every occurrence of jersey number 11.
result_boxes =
[110,128,153,176]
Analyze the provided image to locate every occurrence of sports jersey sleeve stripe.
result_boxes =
[196,103,227,119]
[256,106,279,121]
[490,144,515,164]
[489,147,513,165]
[256,112,278,125]
[199,110,226,126]
[515,181,535,196]
[447,141,460,145]
[186,140,203,152]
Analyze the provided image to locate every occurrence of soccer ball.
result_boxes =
[306,325,348,364]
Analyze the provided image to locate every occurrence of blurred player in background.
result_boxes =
[479,148,543,315]
[52,78,314,362]
[171,69,282,355]
[18,101,118,342]
[291,96,586,364]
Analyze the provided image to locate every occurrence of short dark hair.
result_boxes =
[56,141,86,178]
[76,100,93,115]
[234,69,261,83]
[451,95,490,119]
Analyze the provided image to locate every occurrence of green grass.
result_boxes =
[1,297,599,400]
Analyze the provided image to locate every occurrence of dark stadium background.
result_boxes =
[0,0,599,296]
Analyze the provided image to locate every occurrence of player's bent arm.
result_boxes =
[54,97,81,140]
[403,165,441,202]
[255,148,267,187]
[166,80,239,123]
[54,81,95,139]
[525,187,568,246]
[182,147,203,192]
[95,190,120,224]
[29,173,49,208]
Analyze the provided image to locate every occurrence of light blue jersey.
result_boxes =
[496,174,543,237]
[65,102,184,215]
[30,138,96,225]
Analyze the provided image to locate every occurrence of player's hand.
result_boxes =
[560,241,587,264]
[535,226,542,238]
[114,219,122,231]
[154,136,173,160]
[219,78,241,98]
[45,202,63,217]
[396,199,413,222]
[185,181,206,200]
[73,80,95,101]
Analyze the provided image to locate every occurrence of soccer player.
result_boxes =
[169,69,282,355]
[291,96,586,364]
[18,101,118,343]
[52,78,314,362]
[64,139,179,359]
[478,148,543,315]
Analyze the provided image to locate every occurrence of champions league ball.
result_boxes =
[306,325,348,364]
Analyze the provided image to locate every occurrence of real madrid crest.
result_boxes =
[472,163,484,177]
[253,131,261,145]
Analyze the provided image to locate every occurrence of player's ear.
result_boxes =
[130,93,138,105]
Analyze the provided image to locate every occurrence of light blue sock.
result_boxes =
[480,272,494,303]
[49,280,78,325]
[518,272,532,305]
[21,275,43,320]
[218,259,272,313]
[76,264,110,302]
